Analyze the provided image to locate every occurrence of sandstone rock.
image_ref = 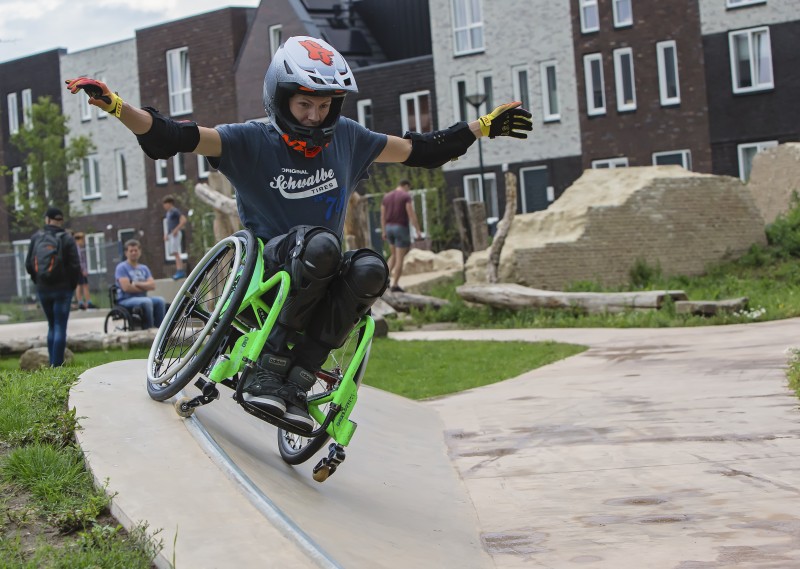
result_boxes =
[747,143,800,224]
[20,347,74,370]
[466,166,766,289]
[403,249,464,275]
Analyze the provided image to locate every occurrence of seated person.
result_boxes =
[115,239,166,330]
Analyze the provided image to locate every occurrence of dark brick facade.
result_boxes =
[135,7,253,277]
[703,19,800,177]
[0,49,67,244]
[341,56,437,137]
[572,0,712,173]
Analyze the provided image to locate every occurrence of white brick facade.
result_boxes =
[699,0,799,35]
[60,39,147,216]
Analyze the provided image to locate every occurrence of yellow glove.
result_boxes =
[65,77,123,118]
[478,102,533,139]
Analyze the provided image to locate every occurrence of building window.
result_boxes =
[115,149,129,197]
[7,92,19,135]
[613,0,633,27]
[727,0,766,7]
[155,159,169,185]
[580,0,599,33]
[463,172,498,220]
[356,99,373,130]
[21,89,33,129]
[613,47,636,112]
[729,27,773,94]
[400,90,432,133]
[652,150,692,170]
[452,0,484,55]
[26,165,35,204]
[477,72,493,114]
[737,140,777,181]
[583,53,606,116]
[519,166,553,213]
[592,157,629,168]
[167,47,193,115]
[197,155,210,179]
[540,61,560,122]
[12,167,22,210]
[86,233,107,274]
[656,40,681,106]
[173,154,186,182]
[269,25,283,57]
[511,66,530,112]
[81,155,101,199]
[452,77,469,122]
[13,240,36,299]
[80,91,92,121]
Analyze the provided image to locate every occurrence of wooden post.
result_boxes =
[344,191,370,251]
[487,170,518,283]
[453,197,473,257]
[468,201,489,252]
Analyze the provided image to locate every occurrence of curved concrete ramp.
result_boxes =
[71,361,490,569]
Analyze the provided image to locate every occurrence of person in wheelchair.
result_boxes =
[114,239,167,330]
[65,36,532,431]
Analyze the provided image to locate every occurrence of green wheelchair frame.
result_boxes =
[145,229,374,481]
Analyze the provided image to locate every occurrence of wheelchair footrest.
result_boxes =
[238,400,333,438]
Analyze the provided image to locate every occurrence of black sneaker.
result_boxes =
[242,354,291,416]
[281,366,317,431]
[242,369,286,415]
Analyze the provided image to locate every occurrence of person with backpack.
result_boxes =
[25,207,81,367]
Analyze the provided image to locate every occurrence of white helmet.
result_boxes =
[263,36,358,150]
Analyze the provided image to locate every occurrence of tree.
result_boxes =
[358,162,459,251]
[3,96,93,233]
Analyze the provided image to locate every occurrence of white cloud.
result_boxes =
[0,0,260,64]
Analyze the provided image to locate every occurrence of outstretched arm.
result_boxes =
[65,77,222,157]
[375,101,532,167]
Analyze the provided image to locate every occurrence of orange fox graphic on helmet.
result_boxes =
[299,39,335,66]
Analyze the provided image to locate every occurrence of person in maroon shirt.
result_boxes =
[381,179,423,292]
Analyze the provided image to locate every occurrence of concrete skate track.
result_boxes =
[61,317,800,568]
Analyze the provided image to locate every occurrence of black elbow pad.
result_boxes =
[401,121,476,169]
[136,107,200,160]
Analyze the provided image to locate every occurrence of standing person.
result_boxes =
[65,35,532,430]
[25,207,81,366]
[72,232,96,309]
[114,239,167,330]
[381,179,423,293]
[162,195,188,280]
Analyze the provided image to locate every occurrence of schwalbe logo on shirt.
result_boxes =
[270,167,339,199]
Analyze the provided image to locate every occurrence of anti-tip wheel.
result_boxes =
[312,466,331,483]
[174,397,195,418]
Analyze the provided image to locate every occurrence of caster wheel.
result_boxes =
[174,397,194,418]
[312,466,331,483]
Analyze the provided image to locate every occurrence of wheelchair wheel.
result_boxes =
[104,307,132,333]
[277,323,371,465]
[146,230,257,401]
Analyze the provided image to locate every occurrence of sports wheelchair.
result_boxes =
[144,229,375,482]
[104,284,145,333]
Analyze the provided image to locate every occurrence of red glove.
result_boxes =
[65,77,123,117]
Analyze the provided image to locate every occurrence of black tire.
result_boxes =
[146,230,257,401]
[277,323,371,465]
[104,307,132,333]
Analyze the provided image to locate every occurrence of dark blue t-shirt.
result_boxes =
[213,117,387,241]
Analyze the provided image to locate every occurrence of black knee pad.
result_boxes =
[343,250,390,298]
[303,249,389,349]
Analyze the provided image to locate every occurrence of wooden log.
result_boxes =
[468,201,489,252]
[344,191,369,251]
[453,198,472,258]
[381,290,450,313]
[675,297,748,317]
[456,283,687,314]
[487,170,518,283]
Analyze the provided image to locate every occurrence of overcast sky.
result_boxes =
[0,0,261,64]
